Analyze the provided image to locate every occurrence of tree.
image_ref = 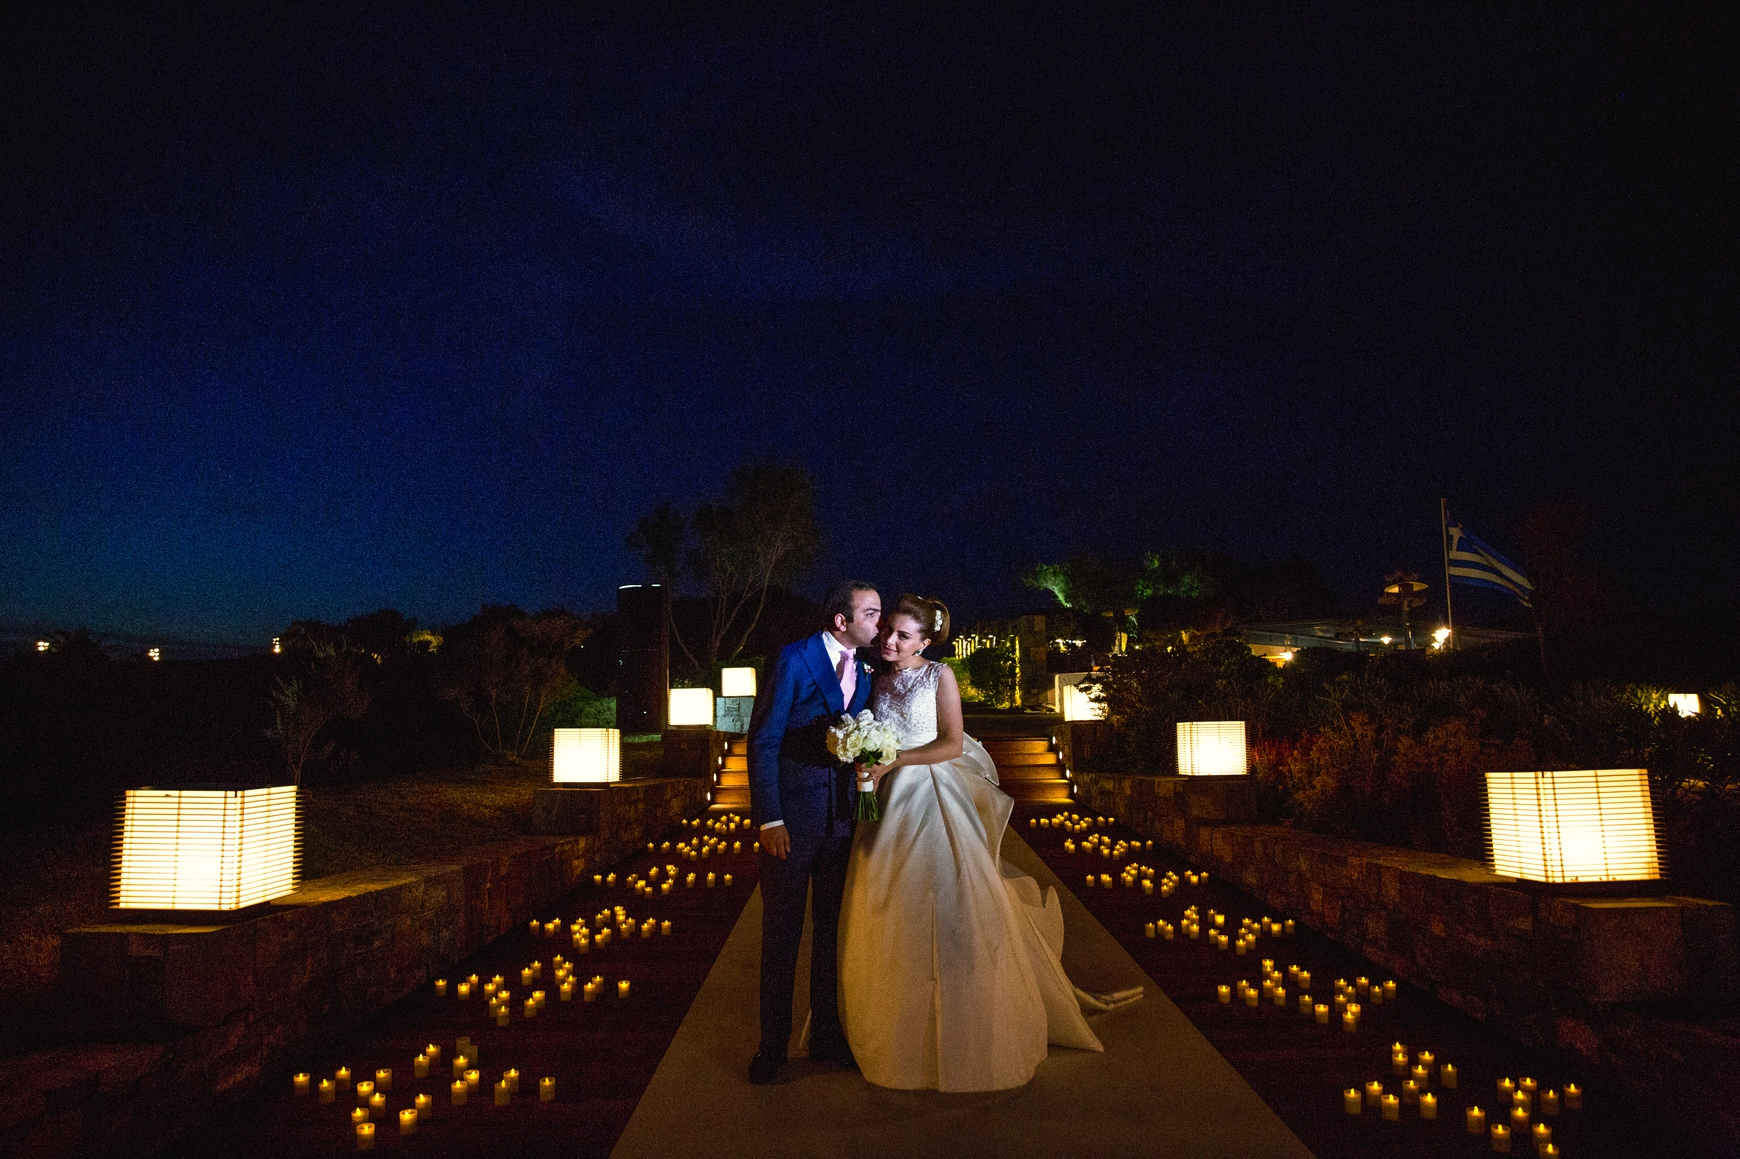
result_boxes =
[627,463,821,676]
[434,606,593,763]
[266,646,373,784]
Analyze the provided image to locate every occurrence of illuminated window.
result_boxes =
[1176,721,1248,776]
[720,667,758,698]
[668,688,715,727]
[551,728,621,784]
[112,785,300,910]
[1485,769,1662,883]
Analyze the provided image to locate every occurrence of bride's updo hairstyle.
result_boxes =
[891,594,951,645]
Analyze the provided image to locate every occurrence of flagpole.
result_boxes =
[1440,498,1454,647]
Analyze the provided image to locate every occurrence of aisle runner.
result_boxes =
[1013,806,1666,1159]
[611,828,1311,1159]
[185,815,762,1159]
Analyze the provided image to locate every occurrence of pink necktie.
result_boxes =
[837,649,856,706]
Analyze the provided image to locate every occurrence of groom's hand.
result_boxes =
[762,825,791,859]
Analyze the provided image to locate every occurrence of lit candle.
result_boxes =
[337,1067,352,1091]
[1342,1010,1358,1032]
[561,980,574,1001]
[1467,1106,1486,1134]
[1356,976,1369,995]
[1497,1078,1516,1101]
[1420,1092,1437,1119]
[1402,1080,1419,1105]
[369,1092,386,1115]
[1519,1076,1537,1097]
[524,998,537,1019]
[399,1108,418,1136]
[1298,970,1311,989]
[1564,1083,1581,1110]
[414,1054,429,1079]
[375,1068,392,1093]
[451,1080,468,1106]
[1365,1081,1383,1107]
[1381,1094,1399,1121]
[1393,1053,1409,1076]
[1216,985,1231,1004]
[352,1107,370,1126]
[1417,1049,1433,1068]
[661,919,673,936]
[356,1121,375,1151]
[414,1093,432,1122]
[1344,1088,1362,1115]
[1490,1124,1511,1152]
[320,1079,336,1103]
[1284,919,1295,934]
[618,979,631,999]
[593,874,603,886]
[1412,1064,1429,1088]
[496,1006,509,1027]
[707,872,716,887]
[1315,1003,1329,1024]
[584,981,598,1001]
[426,1044,440,1064]
[1298,993,1313,1014]
[356,1080,375,1102]
[540,1077,555,1102]
[293,1073,311,1096]
[1384,979,1397,1000]
[458,982,471,1000]
[1541,1089,1559,1116]
[724,874,733,886]
[1510,1105,1529,1132]
[465,1069,481,1092]
[1532,1124,1552,1151]
[495,1080,511,1107]
[522,968,535,987]
[503,1068,519,1094]
[1442,1063,1458,1089]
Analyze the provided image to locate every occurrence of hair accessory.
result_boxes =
[934,608,943,632]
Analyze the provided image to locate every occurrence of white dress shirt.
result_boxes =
[763,631,859,831]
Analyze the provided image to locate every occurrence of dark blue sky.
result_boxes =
[2,5,1734,644]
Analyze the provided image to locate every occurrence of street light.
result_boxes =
[1379,572,1429,649]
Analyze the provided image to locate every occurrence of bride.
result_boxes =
[836,594,1141,1091]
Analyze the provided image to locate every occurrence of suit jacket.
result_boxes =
[747,632,873,829]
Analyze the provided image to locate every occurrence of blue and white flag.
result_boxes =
[1445,518,1533,605]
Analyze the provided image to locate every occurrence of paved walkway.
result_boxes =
[611,829,1313,1159]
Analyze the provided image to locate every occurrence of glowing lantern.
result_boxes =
[1055,673,1105,721]
[668,688,715,728]
[35,640,50,653]
[112,785,300,909]
[1485,769,1662,883]
[720,667,758,698]
[1176,721,1248,776]
[147,648,161,662]
[550,728,621,784]
[1668,694,1701,717]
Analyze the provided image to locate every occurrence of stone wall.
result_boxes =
[1074,771,1740,1147]
[5,778,707,1159]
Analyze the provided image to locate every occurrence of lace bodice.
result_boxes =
[871,661,943,749]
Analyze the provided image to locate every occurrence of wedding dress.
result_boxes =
[836,661,1140,1091]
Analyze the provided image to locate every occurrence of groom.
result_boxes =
[745,580,881,1084]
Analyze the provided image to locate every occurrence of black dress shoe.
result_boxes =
[748,1049,786,1084]
[808,1036,859,1069]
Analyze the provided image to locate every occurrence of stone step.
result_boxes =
[723,755,749,771]
[980,738,1054,755]
[988,752,1059,767]
[994,764,1066,780]
[711,786,752,809]
[999,780,1073,803]
[717,771,749,788]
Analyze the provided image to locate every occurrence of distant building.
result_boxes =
[1238,619,1527,664]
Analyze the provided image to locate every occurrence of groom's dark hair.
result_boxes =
[823,581,878,626]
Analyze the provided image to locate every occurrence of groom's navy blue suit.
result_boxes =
[748,631,872,1057]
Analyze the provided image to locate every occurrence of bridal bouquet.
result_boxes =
[825,709,899,821]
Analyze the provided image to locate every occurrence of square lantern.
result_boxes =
[720,666,758,698]
[1176,721,1248,776]
[668,687,715,728]
[1668,693,1701,717]
[551,727,621,784]
[112,785,300,910]
[1485,769,1662,883]
[1059,679,1106,722]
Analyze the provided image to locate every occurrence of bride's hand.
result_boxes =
[856,761,897,789]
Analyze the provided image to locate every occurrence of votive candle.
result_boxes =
[414,1054,429,1079]
[1491,1123,1511,1152]
[618,979,631,999]
[1365,1081,1383,1107]
[1216,985,1231,1004]
[375,1068,392,1092]
[1421,1092,1438,1119]
[503,1068,519,1094]
[1532,1124,1552,1150]
[369,1092,386,1115]
[399,1108,418,1136]
[1402,1079,1419,1105]
[293,1073,311,1096]
[1467,1106,1486,1134]
[435,978,448,997]
[1299,993,1313,1014]
[540,1077,555,1102]
[320,1079,336,1103]
[352,1107,370,1127]
[337,1067,352,1091]
[356,1080,375,1102]
[451,1080,468,1106]
[1315,1003,1329,1024]
[495,1080,511,1107]
[414,1093,432,1121]
[356,1122,375,1151]
[1381,1094,1399,1121]
[465,1069,480,1092]
[1344,1088,1362,1115]
[1541,1089,1559,1116]
[1442,1063,1458,1089]
[1564,1083,1581,1110]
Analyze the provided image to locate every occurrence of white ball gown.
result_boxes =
[837,660,1141,1091]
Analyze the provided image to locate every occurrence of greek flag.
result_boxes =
[1446,519,1533,605]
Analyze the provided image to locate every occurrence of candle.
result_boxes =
[356,1122,375,1151]
[320,1079,336,1103]
[356,1080,375,1102]
[1402,1080,1419,1105]
[1384,979,1397,1000]
[453,1055,469,1079]
[1442,1063,1458,1089]
[1216,985,1231,1004]
[293,1073,311,1096]
[1356,976,1370,995]
[1542,1147,1559,1159]
[524,998,538,1019]
[1513,1091,1531,1112]
[1497,1078,1516,1100]
[540,1076,556,1102]
[1334,994,1347,1014]
[1421,1092,1437,1119]
[1519,1076,1537,1096]
[369,1093,386,1115]
[1564,1083,1581,1110]
[1315,1003,1329,1024]
[1510,1104,1530,1130]
[496,1006,509,1027]
[725,874,734,886]
[352,1107,370,1126]
[458,982,471,1000]
[503,1068,519,1094]
[1344,1088,1362,1115]
[1412,1064,1429,1088]
[594,874,603,886]
[1271,986,1286,1007]
[522,968,534,987]
[561,980,574,1001]
[1381,1094,1399,1121]
[1365,1080,1383,1107]
[426,1044,440,1064]
[399,1108,419,1136]
[1284,919,1295,934]
[1298,993,1313,1014]
[1298,970,1311,989]
[1143,879,1153,894]
[1344,1002,1360,1029]
[707,872,716,887]
[618,979,632,999]
[337,1067,352,1091]
[1467,1106,1486,1134]
[1393,1053,1409,1076]
[1491,1123,1511,1152]
[1532,1124,1552,1150]
[1163,923,1175,940]
[375,1068,392,1093]
[414,1054,429,1079]
[451,1080,468,1105]
[1541,1089,1559,1116]
[465,1068,481,1091]
[414,1093,432,1121]
[584,981,598,1001]
[1417,1049,1433,1068]
[607,873,617,886]
[1368,989,1382,1007]
[495,1080,511,1107]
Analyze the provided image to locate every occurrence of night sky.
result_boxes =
[3,6,1734,645]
